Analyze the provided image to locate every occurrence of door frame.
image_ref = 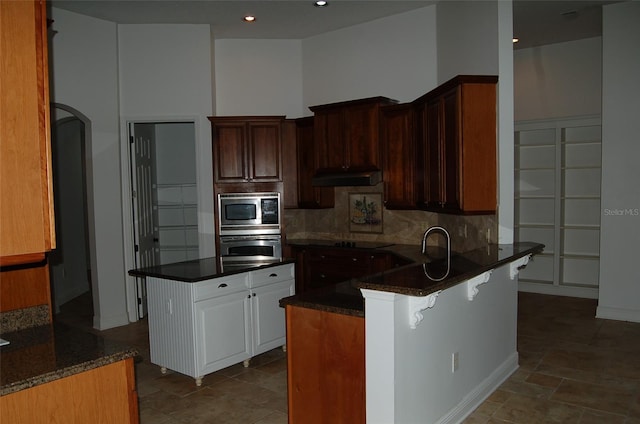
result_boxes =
[120,116,205,322]
[50,103,97,315]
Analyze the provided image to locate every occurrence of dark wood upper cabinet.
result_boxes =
[310,97,397,173]
[380,103,419,210]
[209,116,285,184]
[414,75,498,214]
[281,119,298,209]
[294,117,334,209]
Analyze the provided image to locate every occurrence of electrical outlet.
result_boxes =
[452,352,459,373]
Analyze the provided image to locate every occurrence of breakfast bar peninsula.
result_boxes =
[280,241,544,424]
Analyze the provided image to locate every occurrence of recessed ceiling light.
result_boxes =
[243,15,256,23]
[314,1,329,7]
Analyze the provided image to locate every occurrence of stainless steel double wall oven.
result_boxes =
[217,192,282,263]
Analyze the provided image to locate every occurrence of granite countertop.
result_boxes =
[128,257,296,282]
[279,242,544,317]
[0,322,138,396]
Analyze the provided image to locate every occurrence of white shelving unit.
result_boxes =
[154,183,199,264]
[515,116,601,298]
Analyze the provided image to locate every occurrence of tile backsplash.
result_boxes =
[284,185,497,252]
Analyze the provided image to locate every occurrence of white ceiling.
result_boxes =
[49,0,622,49]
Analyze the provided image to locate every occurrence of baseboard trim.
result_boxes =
[518,282,598,299]
[596,305,640,323]
[93,312,131,330]
[434,352,519,424]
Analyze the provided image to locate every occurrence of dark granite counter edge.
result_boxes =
[354,244,544,297]
[279,297,365,318]
[280,242,544,315]
[129,258,296,282]
[1,349,138,396]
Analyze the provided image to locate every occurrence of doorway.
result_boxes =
[128,121,199,318]
[49,104,96,326]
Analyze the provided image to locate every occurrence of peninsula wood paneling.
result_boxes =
[286,305,365,424]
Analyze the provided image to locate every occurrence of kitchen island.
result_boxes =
[129,258,295,385]
[280,242,543,424]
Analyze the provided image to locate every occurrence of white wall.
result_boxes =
[49,8,128,330]
[514,37,602,121]
[302,5,438,107]
[597,1,640,323]
[436,0,499,83]
[50,14,215,328]
[118,24,215,321]
[214,39,304,117]
[363,262,519,423]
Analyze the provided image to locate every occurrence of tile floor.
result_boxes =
[56,292,640,424]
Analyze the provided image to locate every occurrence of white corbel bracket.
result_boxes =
[509,254,532,280]
[408,291,442,329]
[466,270,493,301]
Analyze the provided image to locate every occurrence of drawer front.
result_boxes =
[308,251,372,272]
[251,263,295,288]
[194,274,249,302]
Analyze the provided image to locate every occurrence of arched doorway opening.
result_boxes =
[49,103,97,327]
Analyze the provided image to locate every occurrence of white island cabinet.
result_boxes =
[146,263,294,385]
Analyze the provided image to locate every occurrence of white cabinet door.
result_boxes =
[195,290,252,377]
[251,279,295,355]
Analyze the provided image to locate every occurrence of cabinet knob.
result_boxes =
[269,273,277,277]
[247,294,251,299]
[352,257,358,262]
[218,283,228,288]
[252,293,256,297]
[320,274,326,279]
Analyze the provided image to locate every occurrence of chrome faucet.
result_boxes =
[421,226,451,281]
[421,226,451,256]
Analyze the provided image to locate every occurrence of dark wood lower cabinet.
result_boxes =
[285,305,365,424]
[292,246,411,294]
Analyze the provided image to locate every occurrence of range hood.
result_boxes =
[311,170,382,187]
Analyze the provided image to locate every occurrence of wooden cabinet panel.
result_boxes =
[314,107,345,171]
[0,0,55,265]
[209,116,284,184]
[286,305,365,424]
[211,121,246,182]
[423,97,443,208]
[247,121,281,181]
[294,117,334,209]
[292,246,410,293]
[281,117,334,209]
[344,102,383,171]
[281,120,299,208]
[310,97,397,174]
[0,359,139,424]
[415,75,497,214]
[381,103,419,209]
[0,262,51,316]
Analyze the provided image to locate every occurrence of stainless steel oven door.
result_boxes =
[218,235,282,262]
